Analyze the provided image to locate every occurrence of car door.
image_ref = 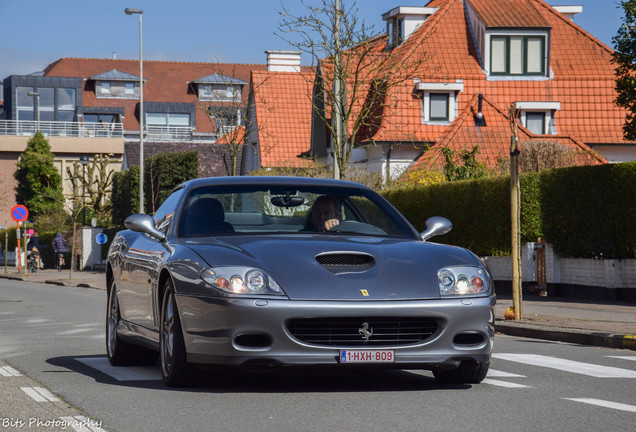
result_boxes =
[119,188,183,330]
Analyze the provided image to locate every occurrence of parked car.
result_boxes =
[106,176,495,387]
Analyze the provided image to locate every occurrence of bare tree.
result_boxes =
[66,154,120,225]
[278,0,430,178]
[193,66,269,176]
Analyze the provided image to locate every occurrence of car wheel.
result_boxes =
[433,361,489,384]
[106,280,158,366]
[160,279,193,387]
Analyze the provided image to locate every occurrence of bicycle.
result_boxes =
[56,253,65,272]
[27,251,40,274]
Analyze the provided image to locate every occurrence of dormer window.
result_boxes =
[490,34,546,76]
[382,7,437,49]
[515,101,561,135]
[192,73,247,103]
[90,70,142,99]
[200,84,241,102]
[415,80,464,124]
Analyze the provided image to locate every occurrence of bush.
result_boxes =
[384,162,636,259]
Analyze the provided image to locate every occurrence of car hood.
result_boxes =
[183,234,480,301]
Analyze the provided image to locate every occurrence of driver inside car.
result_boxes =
[308,195,341,232]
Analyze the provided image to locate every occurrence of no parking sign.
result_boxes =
[11,205,28,222]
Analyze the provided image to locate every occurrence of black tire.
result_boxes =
[433,361,489,384]
[106,279,158,366]
[160,279,193,387]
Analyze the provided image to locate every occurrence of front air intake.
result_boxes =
[315,253,375,274]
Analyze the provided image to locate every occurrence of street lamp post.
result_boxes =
[28,92,40,132]
[79,156,89,226]
[125,7,145,214]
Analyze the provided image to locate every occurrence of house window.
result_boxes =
[101,82,111,95]
[429,93,449,121]
[200,84,241,102]
[525,112,545,135]
[57,88,76,122]
[125,82,135,95]
[416,81,463,124]
[490,35,545,76]
[146,113,191,127]
[516,102,560,135]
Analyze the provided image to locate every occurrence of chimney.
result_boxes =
[552,5,583,21]
[266,50,302,73]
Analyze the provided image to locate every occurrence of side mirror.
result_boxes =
[124,214,166,242]
[420,216,452,241]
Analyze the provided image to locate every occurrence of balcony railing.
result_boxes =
[145,125,194,142]
[0,120,124,138]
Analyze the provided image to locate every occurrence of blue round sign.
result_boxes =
[95,233,108,244]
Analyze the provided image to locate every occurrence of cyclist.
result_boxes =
[27,232,45,272]
[52,232,69,271]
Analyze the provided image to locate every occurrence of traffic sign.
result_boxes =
[95,233,108,244]
[11,205,28,222]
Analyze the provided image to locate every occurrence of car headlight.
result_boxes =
[201,267,285,296]
[438,266,490,297]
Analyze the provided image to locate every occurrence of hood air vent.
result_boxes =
[316,253,375,274]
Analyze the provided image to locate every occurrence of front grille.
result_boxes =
[287,317,439,347]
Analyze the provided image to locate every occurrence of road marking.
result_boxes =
[75,356,161,381]
[482,378,531,388]
[487,369,526,378]
[21,386,60,402]
[564,398,636,413]
[0,366,22,377]
[59,416,107,432]
[606,355,636,362]
[58,328,94,335]
[493,354,636,378]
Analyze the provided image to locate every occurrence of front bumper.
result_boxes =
[176,294,496,370]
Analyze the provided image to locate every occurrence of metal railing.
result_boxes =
[0,120,124,138]
[144,125,193,142]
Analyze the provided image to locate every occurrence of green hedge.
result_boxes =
[111,151,199,226]
[384,162,636,259]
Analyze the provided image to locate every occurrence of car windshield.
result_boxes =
[176,184,417,239]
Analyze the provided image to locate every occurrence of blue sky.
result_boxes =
[0,0,625,80]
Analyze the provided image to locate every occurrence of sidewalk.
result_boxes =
[1,268,635,351]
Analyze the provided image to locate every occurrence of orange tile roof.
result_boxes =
[251,70,316,168]
[345,0,631,149]
[43,57,268,133]
[408,93,606,173]
[467,0,549,28]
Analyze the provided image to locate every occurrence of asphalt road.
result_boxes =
[0,279,634,432]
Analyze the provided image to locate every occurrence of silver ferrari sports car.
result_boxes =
[106,176,495,387]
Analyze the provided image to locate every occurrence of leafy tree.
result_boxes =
[111,166,139,227]
[145,151,199,213]
[613,0,636,140]
[14,132,65,218]
[441,145,488,181]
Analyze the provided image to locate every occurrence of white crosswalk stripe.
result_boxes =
[21,386,60,402]
[564,398,636,413]
[482,378,531,388]
[493,353,636,378]
[606,355,636,362]
[0,366,22,377]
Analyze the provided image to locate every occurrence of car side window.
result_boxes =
[153,188,184,232]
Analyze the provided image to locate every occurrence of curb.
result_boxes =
[495,320,636,351]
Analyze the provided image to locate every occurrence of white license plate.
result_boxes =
[339,350,394,364]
